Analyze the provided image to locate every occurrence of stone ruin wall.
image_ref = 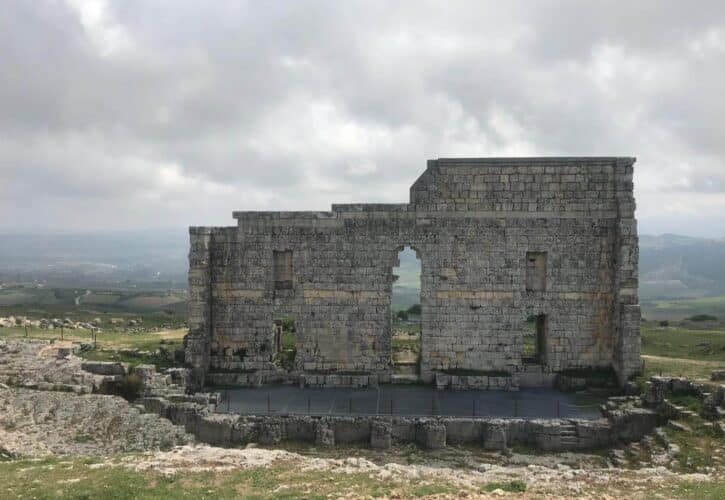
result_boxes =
[185,157,640,387]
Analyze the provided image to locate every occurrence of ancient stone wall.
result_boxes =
[186,157,640,386]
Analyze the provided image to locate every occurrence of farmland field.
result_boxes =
[117,295,185,311]
[641,295,725,322]
[0,286,187,317]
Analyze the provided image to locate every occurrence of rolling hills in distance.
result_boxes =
[1,230,724,320]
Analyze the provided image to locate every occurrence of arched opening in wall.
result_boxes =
[522,314,546,365]
[391,246,421,381]
[273,316,297,371]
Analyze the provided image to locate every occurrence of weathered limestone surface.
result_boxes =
[186,157,641,386]
[0,387,192,456]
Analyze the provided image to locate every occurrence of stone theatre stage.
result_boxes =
[184,157,640,389]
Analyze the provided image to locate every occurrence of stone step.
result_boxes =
[391,374,421,384]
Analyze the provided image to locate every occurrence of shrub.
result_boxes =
[396,310,409,321]
[407,304,422,315]
[688,314,718,322]
[659,320,670,327]
[281,317,295,332]
[482,480,527,493]
[117,373,143,401]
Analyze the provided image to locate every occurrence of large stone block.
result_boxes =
[315,422,335,447]
[196,414,236,446]
[482,421,508,451]
[370,420,392,449]
[418,421,446,449]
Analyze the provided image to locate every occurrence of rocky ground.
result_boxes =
[1,337,724,498]
[0,387,192,456]
[6,442,712,498]
[0,339,97,391]
[151,445,716,498]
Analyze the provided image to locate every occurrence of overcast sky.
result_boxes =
[2,1,725,237]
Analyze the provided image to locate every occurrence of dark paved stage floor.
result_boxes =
[213,386,606,419]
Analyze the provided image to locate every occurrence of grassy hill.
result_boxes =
[640,234,725,299]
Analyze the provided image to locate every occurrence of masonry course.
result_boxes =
[185,157,641,388]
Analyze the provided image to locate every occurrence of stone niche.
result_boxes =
[185,157,641,388]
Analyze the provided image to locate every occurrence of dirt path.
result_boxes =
[155,328,187,340]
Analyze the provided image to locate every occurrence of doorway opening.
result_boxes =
[273,316,297,371]
[391,246,421,382]
[522,314,546,364]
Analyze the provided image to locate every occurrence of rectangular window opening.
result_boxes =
[273,250,293,290]
[526,251,547,292]
[522,314,546,364]
[273,317,296,371]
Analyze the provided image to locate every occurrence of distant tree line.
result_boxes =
[396,304,421,321]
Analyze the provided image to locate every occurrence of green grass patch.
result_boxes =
[0,326,185,370]
[675,478,725,499]
[641,356,722,380]
[642,324,725,361]
[640,321,725,379]
[0,457,475,499]
[79,346,181,370]
[663,414,724,472]
[410,483,459,496]
[667,394,705,414]
[482,480,527,493]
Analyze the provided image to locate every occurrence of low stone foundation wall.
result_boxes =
[434,373,519,391]
[644,375,725,420]
[139,396,660,452]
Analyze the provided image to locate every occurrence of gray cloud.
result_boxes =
[2,0,725,236]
